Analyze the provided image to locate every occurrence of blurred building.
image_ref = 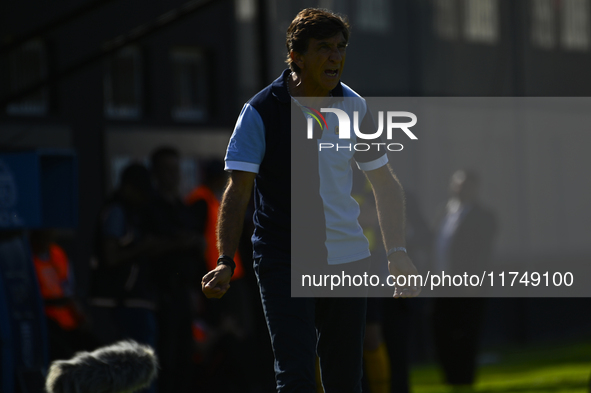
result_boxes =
[0,0,264,292]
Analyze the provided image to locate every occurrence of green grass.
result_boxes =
[410,341,591,393]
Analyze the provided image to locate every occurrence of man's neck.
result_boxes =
[288,72,332,99]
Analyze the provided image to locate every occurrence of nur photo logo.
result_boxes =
[305,108,418,151]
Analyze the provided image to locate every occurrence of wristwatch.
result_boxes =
[387,247,407,257]
[217,255,236,276]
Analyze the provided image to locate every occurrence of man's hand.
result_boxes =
[388,252,421,298]
[201,265,232,298]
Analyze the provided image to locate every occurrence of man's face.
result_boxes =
[296,32,347,96]
[449,171,478,203]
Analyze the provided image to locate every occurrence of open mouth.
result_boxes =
[325,69,338,77]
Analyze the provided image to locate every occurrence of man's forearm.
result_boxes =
[367,164,406,250]
[216,171,255,257]
[217,189,246,256]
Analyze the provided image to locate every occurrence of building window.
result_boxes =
[104,46,142,119]
[3,40,48,116]
[356,0,390,34]
[171,47,208,122]
[434,0,460,40]
[531,0,557,49]
[463,0,499,44]
[561,0,590,51]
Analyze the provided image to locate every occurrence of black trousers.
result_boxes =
[255,256,368,393]
[432,297,487,385]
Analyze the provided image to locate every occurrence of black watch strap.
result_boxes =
[217,255,236,276]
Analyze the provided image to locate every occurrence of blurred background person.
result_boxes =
[431,169,498,391]
[88,162,163,393]
[148,146,203,393]
[352,179,395,393]
[381,191,434,393]
[186,158,244,281]
[186,158,259,392]
[30,229,99,361]
[355,177,433,393]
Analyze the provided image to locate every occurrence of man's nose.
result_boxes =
[329,47,343,62]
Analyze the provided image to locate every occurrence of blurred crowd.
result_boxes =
[33,146,274,393]
[31,145,497,393]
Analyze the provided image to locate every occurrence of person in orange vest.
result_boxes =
[186,159,244,280]
[29,229,98,361]
[186,159,259,392]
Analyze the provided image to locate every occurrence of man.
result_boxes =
[431,169,498,389]
[148,147,202,393]
[186,159,259,391]
[202,8,420,393]
[186,159,244,279]
[30,229,99,361]
[89,163,160,393]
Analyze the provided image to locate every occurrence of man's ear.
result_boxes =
[290,50,304,71]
